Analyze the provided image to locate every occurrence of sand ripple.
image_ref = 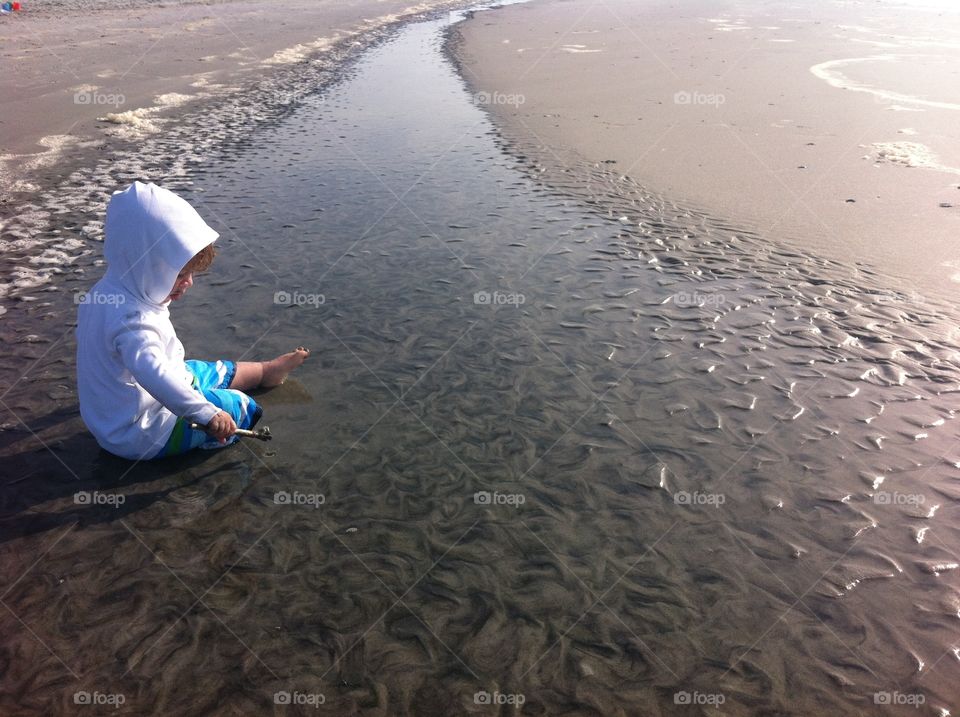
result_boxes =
[1,9,960,716]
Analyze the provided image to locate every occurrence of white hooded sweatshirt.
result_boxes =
[76,181,221,460]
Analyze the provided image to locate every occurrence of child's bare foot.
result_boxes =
[261,347,310,387]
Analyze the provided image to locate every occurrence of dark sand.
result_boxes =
[4,2,960,715]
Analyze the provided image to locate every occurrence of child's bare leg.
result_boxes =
[228,362,264,391]
[229,347,310,390]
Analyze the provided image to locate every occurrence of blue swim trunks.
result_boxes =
[154,360,262,458]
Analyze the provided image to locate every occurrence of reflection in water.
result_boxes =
[2,10,960,716]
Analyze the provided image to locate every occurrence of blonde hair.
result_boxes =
[183,244,217,273]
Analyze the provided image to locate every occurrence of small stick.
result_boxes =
[188,422,273,441]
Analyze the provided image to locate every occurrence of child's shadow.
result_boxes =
[0,414,254,545]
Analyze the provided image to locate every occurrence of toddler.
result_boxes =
[76,181,308,460]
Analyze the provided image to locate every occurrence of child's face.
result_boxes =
[165,268,194,303]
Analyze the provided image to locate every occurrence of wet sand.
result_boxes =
[452,0,960,299]
[0,0,471,190]
[7,0,960,713]
[4,7,960,714]
[0,0,478,301]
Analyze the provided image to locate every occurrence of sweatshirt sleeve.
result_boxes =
[114,322,220,425]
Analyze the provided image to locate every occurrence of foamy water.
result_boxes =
[2,7,960,716]
[810,55,960,112]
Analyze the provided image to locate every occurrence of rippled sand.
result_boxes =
[2,9,960,716]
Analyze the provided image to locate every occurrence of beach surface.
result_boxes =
[4,1,960,714]
[453,0,960,298]
[0,0,468,193]
[0,0,474,300]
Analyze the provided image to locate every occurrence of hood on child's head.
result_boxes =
[103,181,219,306]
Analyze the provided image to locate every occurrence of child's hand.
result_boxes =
[207,410,237,443]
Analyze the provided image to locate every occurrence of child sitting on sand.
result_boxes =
[76,181,308,460]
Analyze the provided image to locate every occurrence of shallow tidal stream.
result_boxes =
[2,9,960,715]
